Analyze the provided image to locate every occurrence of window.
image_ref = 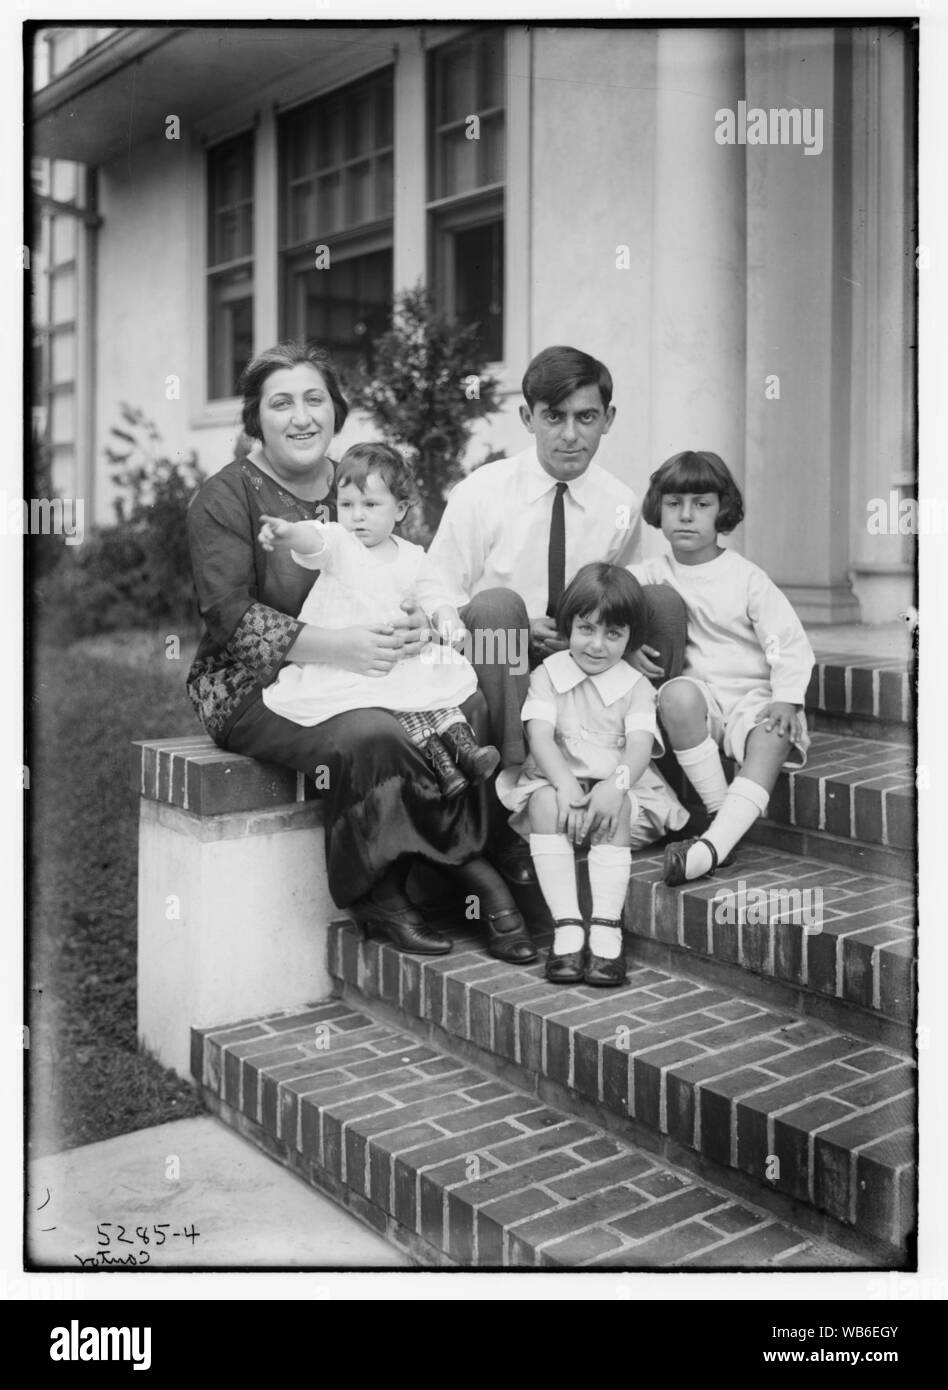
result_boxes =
[428,30,505,361]
[280,71,394,370]
[207,132,254,400]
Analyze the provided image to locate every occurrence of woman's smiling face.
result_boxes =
[257,363,338,480]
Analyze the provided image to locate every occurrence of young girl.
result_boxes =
[628,449,814,885]
[258,442,500,800]
[497,563,689,986]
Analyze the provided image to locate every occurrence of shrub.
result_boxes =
[347,283,501,543]
[33,406,205,641]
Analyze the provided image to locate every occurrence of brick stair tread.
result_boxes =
[769,731,914,852]
[329,919,915,1250]
[193,1001,875,1269]
[805,656,913,727]
[625,842,915,1025]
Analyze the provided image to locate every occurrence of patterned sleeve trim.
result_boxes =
[226,602,304,684]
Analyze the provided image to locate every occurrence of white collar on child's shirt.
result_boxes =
[543,649,640,706]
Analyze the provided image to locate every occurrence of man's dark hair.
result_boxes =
[521,345,613,412]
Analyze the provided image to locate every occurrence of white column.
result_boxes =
[393,29,426,293]
[649,28,747,511]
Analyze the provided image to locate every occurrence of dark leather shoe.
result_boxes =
[485,907,537,964]
[662,836,737,887]
[545,919,586,983]
[491,841,538,886]
[584,918,627,986]
[421,733,469,799]
[441,723,502,785]
[349,894,451,955]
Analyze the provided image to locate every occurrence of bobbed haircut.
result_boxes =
[334,441,416,506]
[555,562,649,652]
[641,450,745,534]
[239,341,349,441]
[521,345,614,413]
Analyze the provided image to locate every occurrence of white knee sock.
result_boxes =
[587,844,631,959]
[529,834,583,951]
[685,776,770,879]
[675,735,728,813]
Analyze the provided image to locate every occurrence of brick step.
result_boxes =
[329,919,915,1254]
[807,708,911,747]
[192,1001,880,1268]
[744,819,911,884]
[624,844,915,1043]
[805,653,913,737]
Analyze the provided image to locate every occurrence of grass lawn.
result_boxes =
[28,628,208,1156]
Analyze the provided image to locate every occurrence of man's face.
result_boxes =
[519,383,616,481]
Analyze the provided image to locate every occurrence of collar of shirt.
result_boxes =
[521,447,592,509]
[544,649,639,706]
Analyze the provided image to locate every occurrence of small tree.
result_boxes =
[348,284,502,541]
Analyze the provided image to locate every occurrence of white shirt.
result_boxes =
[628,549,814,711]
[427,444,641,617]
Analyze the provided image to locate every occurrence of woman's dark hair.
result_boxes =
[641,449,744,534]
[521,345,613,412]
[335,441,416,505]
[555,562,649,651]
[239,341,350,441]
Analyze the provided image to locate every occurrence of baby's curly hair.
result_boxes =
[642,450,745,534]
[334,441,417,505]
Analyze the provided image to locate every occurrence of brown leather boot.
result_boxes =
[441,722,501,785]
[421,732,469,799]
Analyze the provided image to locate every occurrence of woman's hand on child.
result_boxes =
[584,778,628,844]
[626,644,664,679]
[389,600,430,658]
[331,624,405,676]
[760,702,799,739]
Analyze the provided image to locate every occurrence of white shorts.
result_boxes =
[666,677,809,769]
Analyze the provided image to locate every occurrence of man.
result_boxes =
[428,345,687,881]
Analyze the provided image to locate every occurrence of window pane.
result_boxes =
[480,31,506,109]
[437,43,476,125]
[451,218,504,361]
[51,390,75,446]
[480,115,505,187]
[208,133,253,264]
[50,330,76,386]
[50,266,76,325]
[208,272,253,399]
[439,127,479,199]
[51,215,77,265]
[283,71,394,244]
[289,248,392,371]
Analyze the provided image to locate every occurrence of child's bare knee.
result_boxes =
[658,679,704,723]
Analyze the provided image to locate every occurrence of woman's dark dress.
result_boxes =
[185,458,488,906]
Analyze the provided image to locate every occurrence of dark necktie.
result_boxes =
[546,482,568,617]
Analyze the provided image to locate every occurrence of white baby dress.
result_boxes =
[262,521,477,727]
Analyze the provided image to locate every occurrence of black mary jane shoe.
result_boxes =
[583,918,627,988]
[545,919,586,984]
[349,893,452,955]
[485,907,537,964]
[662,836,737,888]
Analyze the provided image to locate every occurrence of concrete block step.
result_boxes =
[624,844,915,1041]
[192,1001,882,1269]
[328,920,915,1254]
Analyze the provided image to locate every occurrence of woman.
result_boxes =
[185,341,535,963]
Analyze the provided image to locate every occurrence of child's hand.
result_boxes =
[258,515,296,552]
[759,702,799,739]
[583,777,628,844]
[555,781,589,844]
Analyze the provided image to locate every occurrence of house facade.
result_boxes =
[31,20,916,622]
